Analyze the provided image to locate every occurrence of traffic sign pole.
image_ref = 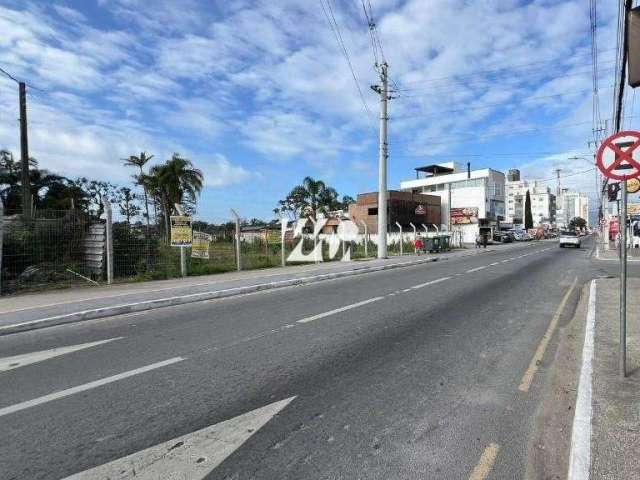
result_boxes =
[621,179,628,378]
[595,131,640,378]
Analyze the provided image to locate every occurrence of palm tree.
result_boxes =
[275,176,339,220]
[146,154,204,240]
[123,152,153,227]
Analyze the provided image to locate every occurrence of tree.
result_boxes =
[275,176,342,220]
[1,150,87,212]
[145,153,204,240]
[340,195,356,210]
[123,152,153,227]
[116,187,141,223]
[569,217,587,230]
[524,189,533,229]
[81,179,117,218]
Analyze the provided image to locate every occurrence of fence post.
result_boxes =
[230,209,241,271]
[308,216,319,263]
[0,199,3,294]
[421,223,429,234]
[103,199,113,284]
[280,218,288,267]
[173,203,188,277]
[409,222,417,254]
[395,222,403,256]
[358,220,368,258]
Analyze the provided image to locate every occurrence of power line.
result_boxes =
[393,64,616,96]
[393,116,640,149]
[530,168,596,185]
[0,66,20,84]
[393,87,614,120]
[395,151,593,160]
[614,0,634,133]
[394,48,617,88]
[319,0,373,120]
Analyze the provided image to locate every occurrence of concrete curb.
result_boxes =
[0,255,452,336]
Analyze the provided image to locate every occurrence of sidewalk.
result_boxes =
[0,246,513,335]
[532,278,640,479]
[595,240,640,261]
[589,278,640,479]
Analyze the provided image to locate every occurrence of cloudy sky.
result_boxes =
[0,0,635,222]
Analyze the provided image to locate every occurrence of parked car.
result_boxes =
[500,232,514,243]
[559,230,581,248]
[513,231,527,241]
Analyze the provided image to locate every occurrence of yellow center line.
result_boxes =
[469,443,500,480]
[518,277,578,392]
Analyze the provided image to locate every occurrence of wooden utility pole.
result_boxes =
[19,82,31,219]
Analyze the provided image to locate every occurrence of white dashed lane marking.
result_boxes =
[296,297,384,324]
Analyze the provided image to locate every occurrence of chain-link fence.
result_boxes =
[1,209,464,295]
[1,209,99,293]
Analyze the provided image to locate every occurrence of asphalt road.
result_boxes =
[0,238,624,479]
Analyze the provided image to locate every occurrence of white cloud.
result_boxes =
[201,155,251,187]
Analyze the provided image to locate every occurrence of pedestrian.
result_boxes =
[415,236,424,255]
[475,235,480,249]
[482,233,488,248]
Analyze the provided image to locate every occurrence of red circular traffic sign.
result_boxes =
[596,130,640,180]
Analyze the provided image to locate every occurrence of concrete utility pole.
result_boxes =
[19,82,31,219]
[621,179,628,377]
[372,63,389,258]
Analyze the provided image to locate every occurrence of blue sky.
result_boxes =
[0,0,635,223]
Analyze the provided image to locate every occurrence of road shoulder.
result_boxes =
[525,283,589,480]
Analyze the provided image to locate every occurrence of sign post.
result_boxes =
[170,215,193,277]
[596,130,640,377]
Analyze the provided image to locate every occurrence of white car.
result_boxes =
[559,231,581,248]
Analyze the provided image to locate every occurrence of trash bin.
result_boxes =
[441,235,451,251]
[424,236,442,253]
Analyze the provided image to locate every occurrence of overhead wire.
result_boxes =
[319,0,373,119]
[391,63,617,96]
[394,48,617,89]
[393,87,614,120]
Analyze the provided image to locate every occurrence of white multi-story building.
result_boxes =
[400,162,505,243]
[505,170,555,226]
[557,190,589,228]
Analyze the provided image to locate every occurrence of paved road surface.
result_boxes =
[0,238,622,479]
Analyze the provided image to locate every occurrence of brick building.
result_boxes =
[348,191,441,234]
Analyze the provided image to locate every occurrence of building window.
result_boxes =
[368,207,378,215]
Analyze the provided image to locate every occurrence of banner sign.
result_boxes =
[191,231,212,258]
[450,207,479,225]
[628,203,640,216]
[170,215,193,247]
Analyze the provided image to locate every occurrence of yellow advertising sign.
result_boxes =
[266,228,281,244]
[191,231,212,259]
[627,178,640,193]
[628,203,640,215]
[170,215,193,246]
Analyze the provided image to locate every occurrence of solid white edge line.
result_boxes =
[296,297,384,324]
[0,357,184,417]
[567,280,596,480]
[411,276,452,290]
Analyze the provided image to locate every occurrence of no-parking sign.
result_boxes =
[596,131,640,180]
